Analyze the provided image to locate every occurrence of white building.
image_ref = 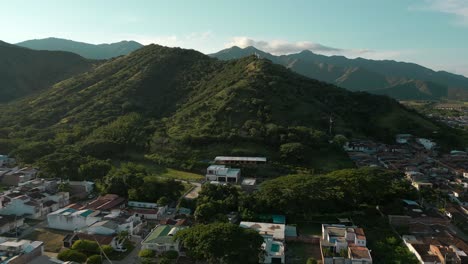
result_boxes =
[87,220,119,236]
[416,138,436,150]
[240,222,286,264]
[47,207,101,231]
[0,195,42,219]
[0,236,44,264]
[321,224,372,264]
[206,165,241,183]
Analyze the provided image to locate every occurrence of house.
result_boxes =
[416,138,436,150]
[63,232,114,248]
[47,207,101,231]
[101,210,143,235]
[67,181,94,200]
[240,222,287,264]
[0,215,24,235]
[214,156,267,165]
[131,208,160,220]
[206,165,241,183]
[0,155,11,167]
[320,224,372,264]
[396,134,413,144]
[128,201,158,209]
[348,246,373,264]
[82,194,126,212]
[87,220,119,236]
[0,236,44,264]
[0,195,42,219]
[141,225,185,253]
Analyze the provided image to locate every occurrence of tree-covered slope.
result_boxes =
[210,46,468,100]
[0,40,96,102]
[0,45,465,175]
[16,37,143,59]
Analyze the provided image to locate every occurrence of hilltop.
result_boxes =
[0,45,465,175]
[210,46,468,101]
[17,37,144,59]
[0,40,96,102]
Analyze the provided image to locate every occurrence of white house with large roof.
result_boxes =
[206,165,241,183]
[47,207,101,231]
[214,156,267,165]
[240,221,287,264]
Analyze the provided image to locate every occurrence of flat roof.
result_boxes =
[240,221,285,240]
[215,156,267,162]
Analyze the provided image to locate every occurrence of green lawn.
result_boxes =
[287,242,321,264]
[158,168,204,181]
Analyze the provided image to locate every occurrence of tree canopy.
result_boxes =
[174,223,264,264]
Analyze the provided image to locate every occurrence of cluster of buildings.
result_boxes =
[387,199,468,263]
[0,236,44,264]
[344,135,468,264]
[428,105,468,130]
[320,224,372,264]
[345,134,468,219]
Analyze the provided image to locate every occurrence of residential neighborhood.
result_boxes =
[0,142,465,264]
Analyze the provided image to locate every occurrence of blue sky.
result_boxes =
[1,0,468,76]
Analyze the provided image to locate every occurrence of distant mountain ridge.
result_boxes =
[16,37,144,59]
[210,46,468,100]
[0,40,96,102]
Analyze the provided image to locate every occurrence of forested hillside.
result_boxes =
[0,45,465,178]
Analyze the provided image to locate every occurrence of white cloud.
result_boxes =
[224,37,404,60]
[130,31,214,47]
[415,0,468,26]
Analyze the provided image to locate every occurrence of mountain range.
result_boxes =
[0,44,465,172]
[0,40,96,102]
[210,46,468,101]
[16,37,143,59]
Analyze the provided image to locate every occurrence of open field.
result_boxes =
[24,228,69,253]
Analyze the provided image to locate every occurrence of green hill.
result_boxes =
[16,37,144,59]
[0,45,465,177]
[0,40,96,102]
[211,46,468,101]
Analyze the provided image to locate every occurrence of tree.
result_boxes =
[86,255,102,264]
[307,258,318,264]
[71,240,100,255]
[162,250,179,259]
[138,249,155,258]
[57,249,87,263]
[79,159,112,180]
[174,223,264,264]
[101,245,114,256]
[157,196,169,206]
[279,142,306,162]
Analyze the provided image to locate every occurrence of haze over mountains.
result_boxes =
[211,46,468,101]
[17,37,143,59]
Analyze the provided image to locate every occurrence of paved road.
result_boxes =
[184,182,202,199]
[104,237,142,264]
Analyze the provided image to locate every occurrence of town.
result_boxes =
[0,131,466,264]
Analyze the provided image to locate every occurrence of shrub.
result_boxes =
[138,249,155,258]
[87,255,102,264]
[57,249,87,263]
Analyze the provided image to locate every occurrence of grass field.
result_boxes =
[287,242,321,264]
[157,168,204,181]
[24,229,69,252]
